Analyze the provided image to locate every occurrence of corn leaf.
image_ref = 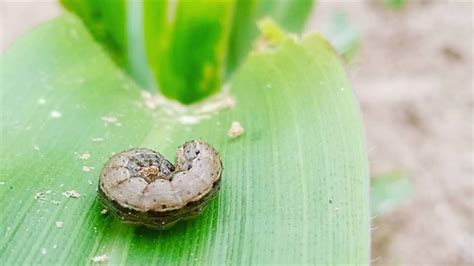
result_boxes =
[0,15,369,264]
[61,0,315,104]
[371,173,414,216]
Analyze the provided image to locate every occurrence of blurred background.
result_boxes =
[1,0,472,264]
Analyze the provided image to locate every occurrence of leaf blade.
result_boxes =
[0,14,369,264]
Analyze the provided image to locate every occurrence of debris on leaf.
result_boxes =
[82,166,93,172]
[78,153,91,160]
[141,90,235,126]
[101,116,118,124]
[179,115,200,125]
[91,254,109,263]
[49,111,62,118]
[228,121,244,138]
[55,221,64,228]
[101,116,121,126]
[62,190,81,199]
[37,98,46,105]
[34,190,51,200]
[34,192,46,200]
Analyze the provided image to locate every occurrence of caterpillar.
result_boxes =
[98,140,222,229]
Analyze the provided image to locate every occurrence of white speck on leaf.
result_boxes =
[101,209,108,215]
[34,192,46,200]
[101,116,119,125]
[55,221,63,228]
[41,248,47,255]
[82,166,93,172]
[49,111,62,118]
[140,90,235,126]
[228,121,244,138]
[88,180,93,185]
[0,181,5,185]
[33,146,40,151]
[78,153,91,160]
[38,98,46,105]
[179,115,200,125]
[92,138,104,142]
[91,254,109,263]
[62,190,80,198]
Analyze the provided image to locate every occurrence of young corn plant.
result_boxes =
[0,0,369,264]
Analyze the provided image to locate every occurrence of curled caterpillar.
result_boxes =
[98,140,222,229]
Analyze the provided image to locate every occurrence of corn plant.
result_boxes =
[0,0,369,264]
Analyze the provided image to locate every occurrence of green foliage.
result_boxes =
[226,0,314,76]
[61,0,315,104]
[60,0,127,65]
[371,172,414,216]
[323,12,360,62]
[0,14,369,264]
[382,0,407,10]
[143,0,234,103]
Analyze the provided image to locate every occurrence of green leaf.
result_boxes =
[226,0,315,76]
[61,0,315,104]
[381,0,407,10]
[322,12,360,63]
[143,0,235,103]
[371,172,414,216]
[60,0,127,66]
[0,15,369,264]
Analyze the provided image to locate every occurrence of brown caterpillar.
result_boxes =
[98,140,222,229]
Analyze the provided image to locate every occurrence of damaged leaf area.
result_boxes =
[0,15,368,264]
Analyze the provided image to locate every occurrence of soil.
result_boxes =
[1,0,473,264]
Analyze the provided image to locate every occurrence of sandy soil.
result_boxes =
[1,1,473,265]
